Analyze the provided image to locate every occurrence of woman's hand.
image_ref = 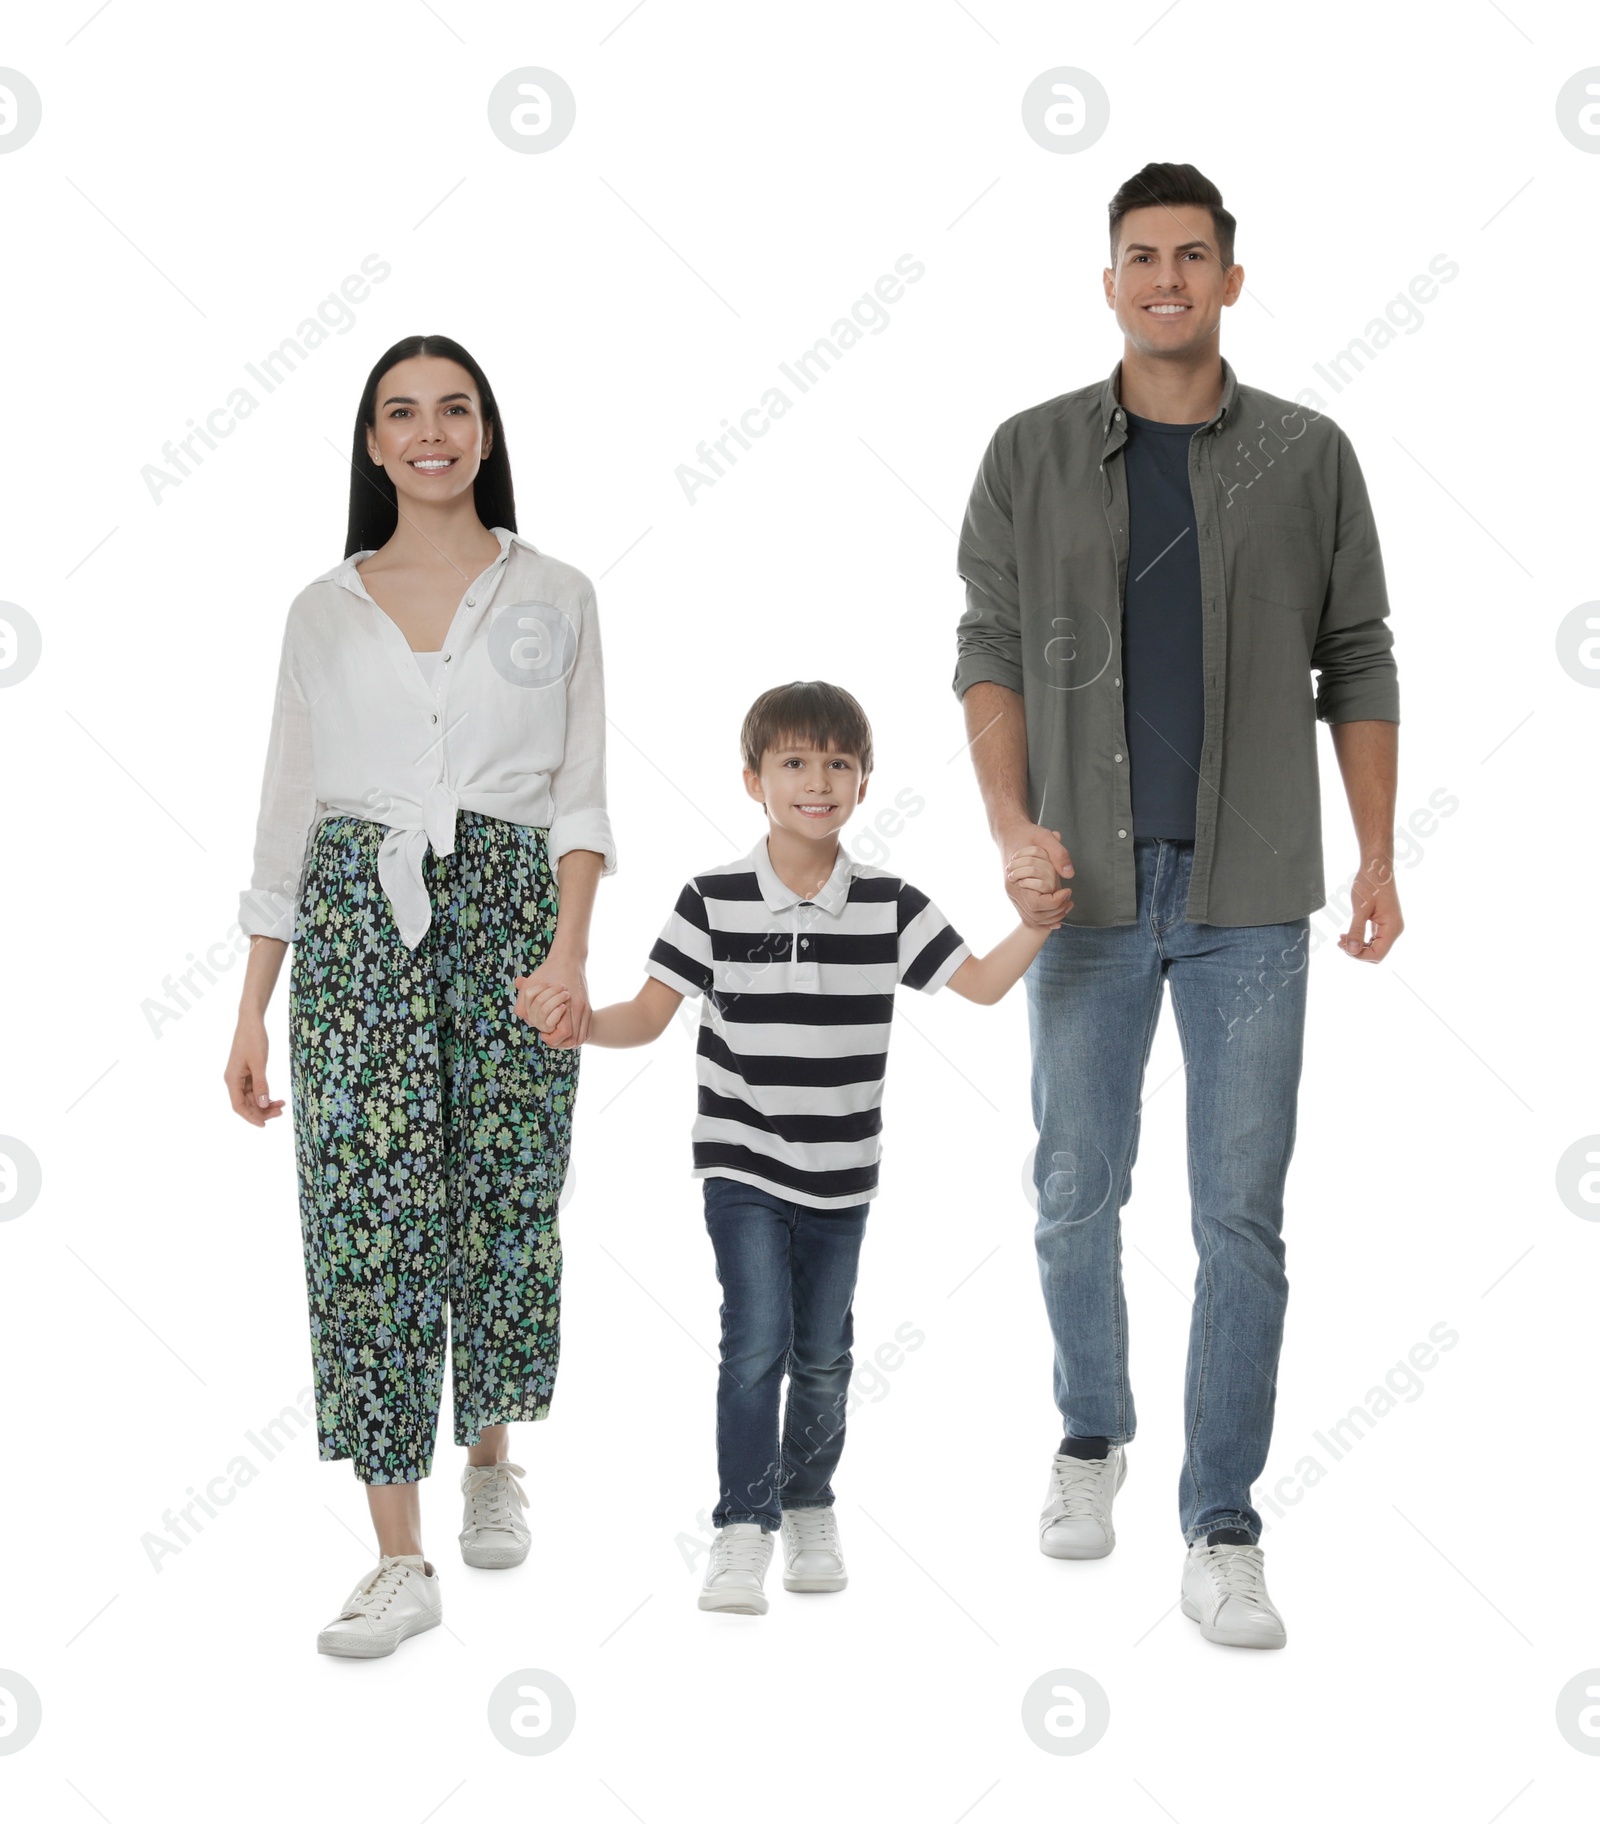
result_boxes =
[224,1016,286,1126]
[515,949,591,1047]
[518,982,576,1046]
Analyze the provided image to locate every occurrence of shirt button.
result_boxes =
[443,653,452,663]
[1117,829,1127,839]
[1114,753,1124,762]
[430,713,438,724]
[466,596,476,607]
[801,939,810,948]
[1114,676,1122,687]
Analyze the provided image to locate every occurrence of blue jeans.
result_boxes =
[1024,837,1309,1543]
[702,1176,870,1531]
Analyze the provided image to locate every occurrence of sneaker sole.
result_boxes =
[697,1589,769,1615]
[782,1571,847,1592]
[317,1609,441,1659]
[1179,1596,1286,1649]
[1039,1530,1115,1560]
[460,1537,532,1569]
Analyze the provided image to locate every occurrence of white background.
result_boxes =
[1,0,1596,1816]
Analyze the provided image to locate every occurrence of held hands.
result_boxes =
[1002,825,1074,928]
[518,981,577,1047]
[1006,844,1067,927]
[514,953,591,1048]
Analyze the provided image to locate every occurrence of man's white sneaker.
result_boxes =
[698,1522,773,1614]
[459,1459,532,1568]
[780,1506,847,1592]
[1040,1446,1127,1559]
[316,1554,442,1659]
[1180,1540,1287,1649]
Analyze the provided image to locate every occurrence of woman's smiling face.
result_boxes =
[365,355,493,506]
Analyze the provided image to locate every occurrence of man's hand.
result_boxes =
[1006,844,1064,901]
[999,823,1074,928]
[1339,859,1404,963]
[1329,721,1401,963]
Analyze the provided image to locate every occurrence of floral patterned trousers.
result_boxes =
[288,811,575,1483]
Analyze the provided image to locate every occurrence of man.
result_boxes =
[953,162,1401,1650]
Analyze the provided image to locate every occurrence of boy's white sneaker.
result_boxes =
[316,1554,442,1659]
[698,1522,773,1614]
[1040,1445,1126,1559]
[780,1506,848,1592]
[1180,1540,1287,1649]
[459,1459,532,1568]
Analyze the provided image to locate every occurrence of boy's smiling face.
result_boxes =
[744,741,868,847]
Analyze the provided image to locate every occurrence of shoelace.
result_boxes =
[710,1530,771,1575]
[340,1557,416,1621]
[1049,1454,1112,1519]
[1197,1543,1269,1607]
[463,1460,529,1535]
[784,1508,840,1553]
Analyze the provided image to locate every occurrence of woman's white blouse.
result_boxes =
[239,526,617,951]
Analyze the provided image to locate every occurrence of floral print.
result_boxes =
[288,811,575,1483]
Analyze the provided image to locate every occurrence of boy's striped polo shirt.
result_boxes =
[645,834,971,1209]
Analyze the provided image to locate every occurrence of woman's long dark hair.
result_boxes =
[344,335,517,557]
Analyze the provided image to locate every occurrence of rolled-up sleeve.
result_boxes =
[1313,430,1400,724]
[954,421,1025,699]
[239,614,319,941]
[546,584,618,876]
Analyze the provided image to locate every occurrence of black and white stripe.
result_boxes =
[646,844,970,1208]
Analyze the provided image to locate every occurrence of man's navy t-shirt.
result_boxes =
[1121,409,1208,841]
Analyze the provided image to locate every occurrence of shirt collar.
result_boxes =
[318,524,540,593]
[1098,355,1238,449]
[749,833,857,917]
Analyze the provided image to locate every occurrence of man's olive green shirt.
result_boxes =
[954,357,1400,927]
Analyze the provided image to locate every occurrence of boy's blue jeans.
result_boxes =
[702,1176,869,1531]
[1024,836,1310,1545]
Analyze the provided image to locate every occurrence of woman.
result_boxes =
[223,335,613,1659]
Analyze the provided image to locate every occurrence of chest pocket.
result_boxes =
[1244,502,1326,612]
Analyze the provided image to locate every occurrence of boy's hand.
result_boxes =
[1006,844,1063,901]
[516,953,591,1046]
[516,980,576,1046]
[998,823,1073,927]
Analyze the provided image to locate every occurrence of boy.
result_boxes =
[520,681,1062,1614]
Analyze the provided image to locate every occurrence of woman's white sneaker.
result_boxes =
[780,1506,848,1592]
[1180,1540,1287,1648]
[459,1459,532,1568]
[1039,1446,1127,1559]
[316,1554,442,1659]
[698,1522,773,1614]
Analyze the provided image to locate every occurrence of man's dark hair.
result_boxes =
[1108,163,1235,269]
[741,680,873,781]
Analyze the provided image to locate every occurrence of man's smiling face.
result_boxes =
[1103,201,1243,359]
